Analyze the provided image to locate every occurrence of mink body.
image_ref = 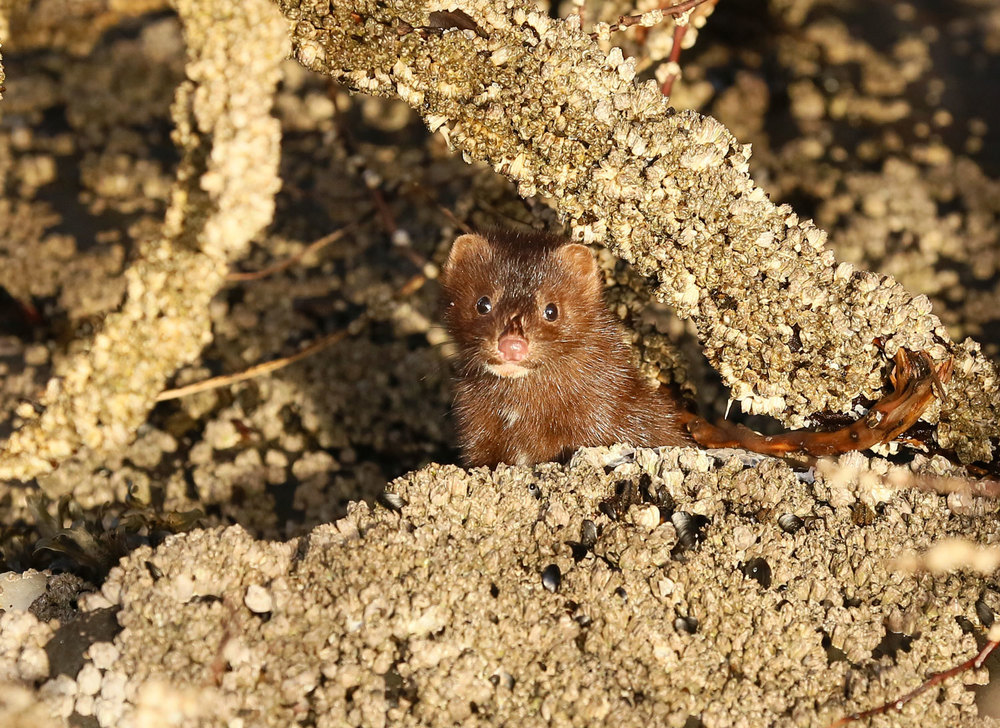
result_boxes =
[440,230,692,467]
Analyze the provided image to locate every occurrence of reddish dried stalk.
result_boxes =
[658,16,689,97]
[828,639,999,727]
[906,473,1000,499]
[591,0,715,98]
[328,82,429,270]
[686,350,953,457]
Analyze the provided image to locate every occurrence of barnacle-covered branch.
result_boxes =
[0,0,288,481]
[275,0,1000,463]
[0,0,169,55]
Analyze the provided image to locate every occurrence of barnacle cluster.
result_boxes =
[6,449,996,726]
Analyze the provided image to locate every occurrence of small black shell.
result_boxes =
[541,564,561,593]
[976,598,995,628]
[377,491,406,512]
[674,615,698,634]
[489,671,515,690]
[670,511,708,554]
[741,557,773,589]
[778,513,804,534]
[655,487,675,514]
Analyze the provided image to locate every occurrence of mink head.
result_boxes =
[440,231,612,379]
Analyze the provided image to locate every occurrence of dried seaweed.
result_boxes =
[1,488,203,581]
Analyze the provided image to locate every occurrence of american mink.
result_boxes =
[440,230,693,467]
[440,230,951,469]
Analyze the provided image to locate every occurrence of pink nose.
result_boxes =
[498,334,529,362]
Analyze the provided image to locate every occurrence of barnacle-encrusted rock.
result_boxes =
[0,0,288,481]
[273,0,1000,462]
[14,449,998,727]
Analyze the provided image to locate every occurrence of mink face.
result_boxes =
[441,231,610,382]
[440,231,693,467]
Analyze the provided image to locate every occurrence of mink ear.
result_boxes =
[554,243,601,294]
[443,234,491,281]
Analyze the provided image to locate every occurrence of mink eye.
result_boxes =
[476,296,493,315]
[543,303,559,321]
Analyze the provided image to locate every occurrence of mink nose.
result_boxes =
[498,333,529,362]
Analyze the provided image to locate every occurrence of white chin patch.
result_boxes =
[487,362,532,379]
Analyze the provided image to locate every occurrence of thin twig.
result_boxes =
[226,224,357,282]
[328,83,431,271]
[659,0,711,16]
[430,199,474,235]
[156,270,428,402]
[155,329,350,402]
[407,181,475,234]
[828,639,999,727]
[178,86,443,410]
[396,272,428,297]
[328,82,396,235]
[611,0,711,33]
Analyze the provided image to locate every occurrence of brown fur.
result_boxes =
[440,230,693,467]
